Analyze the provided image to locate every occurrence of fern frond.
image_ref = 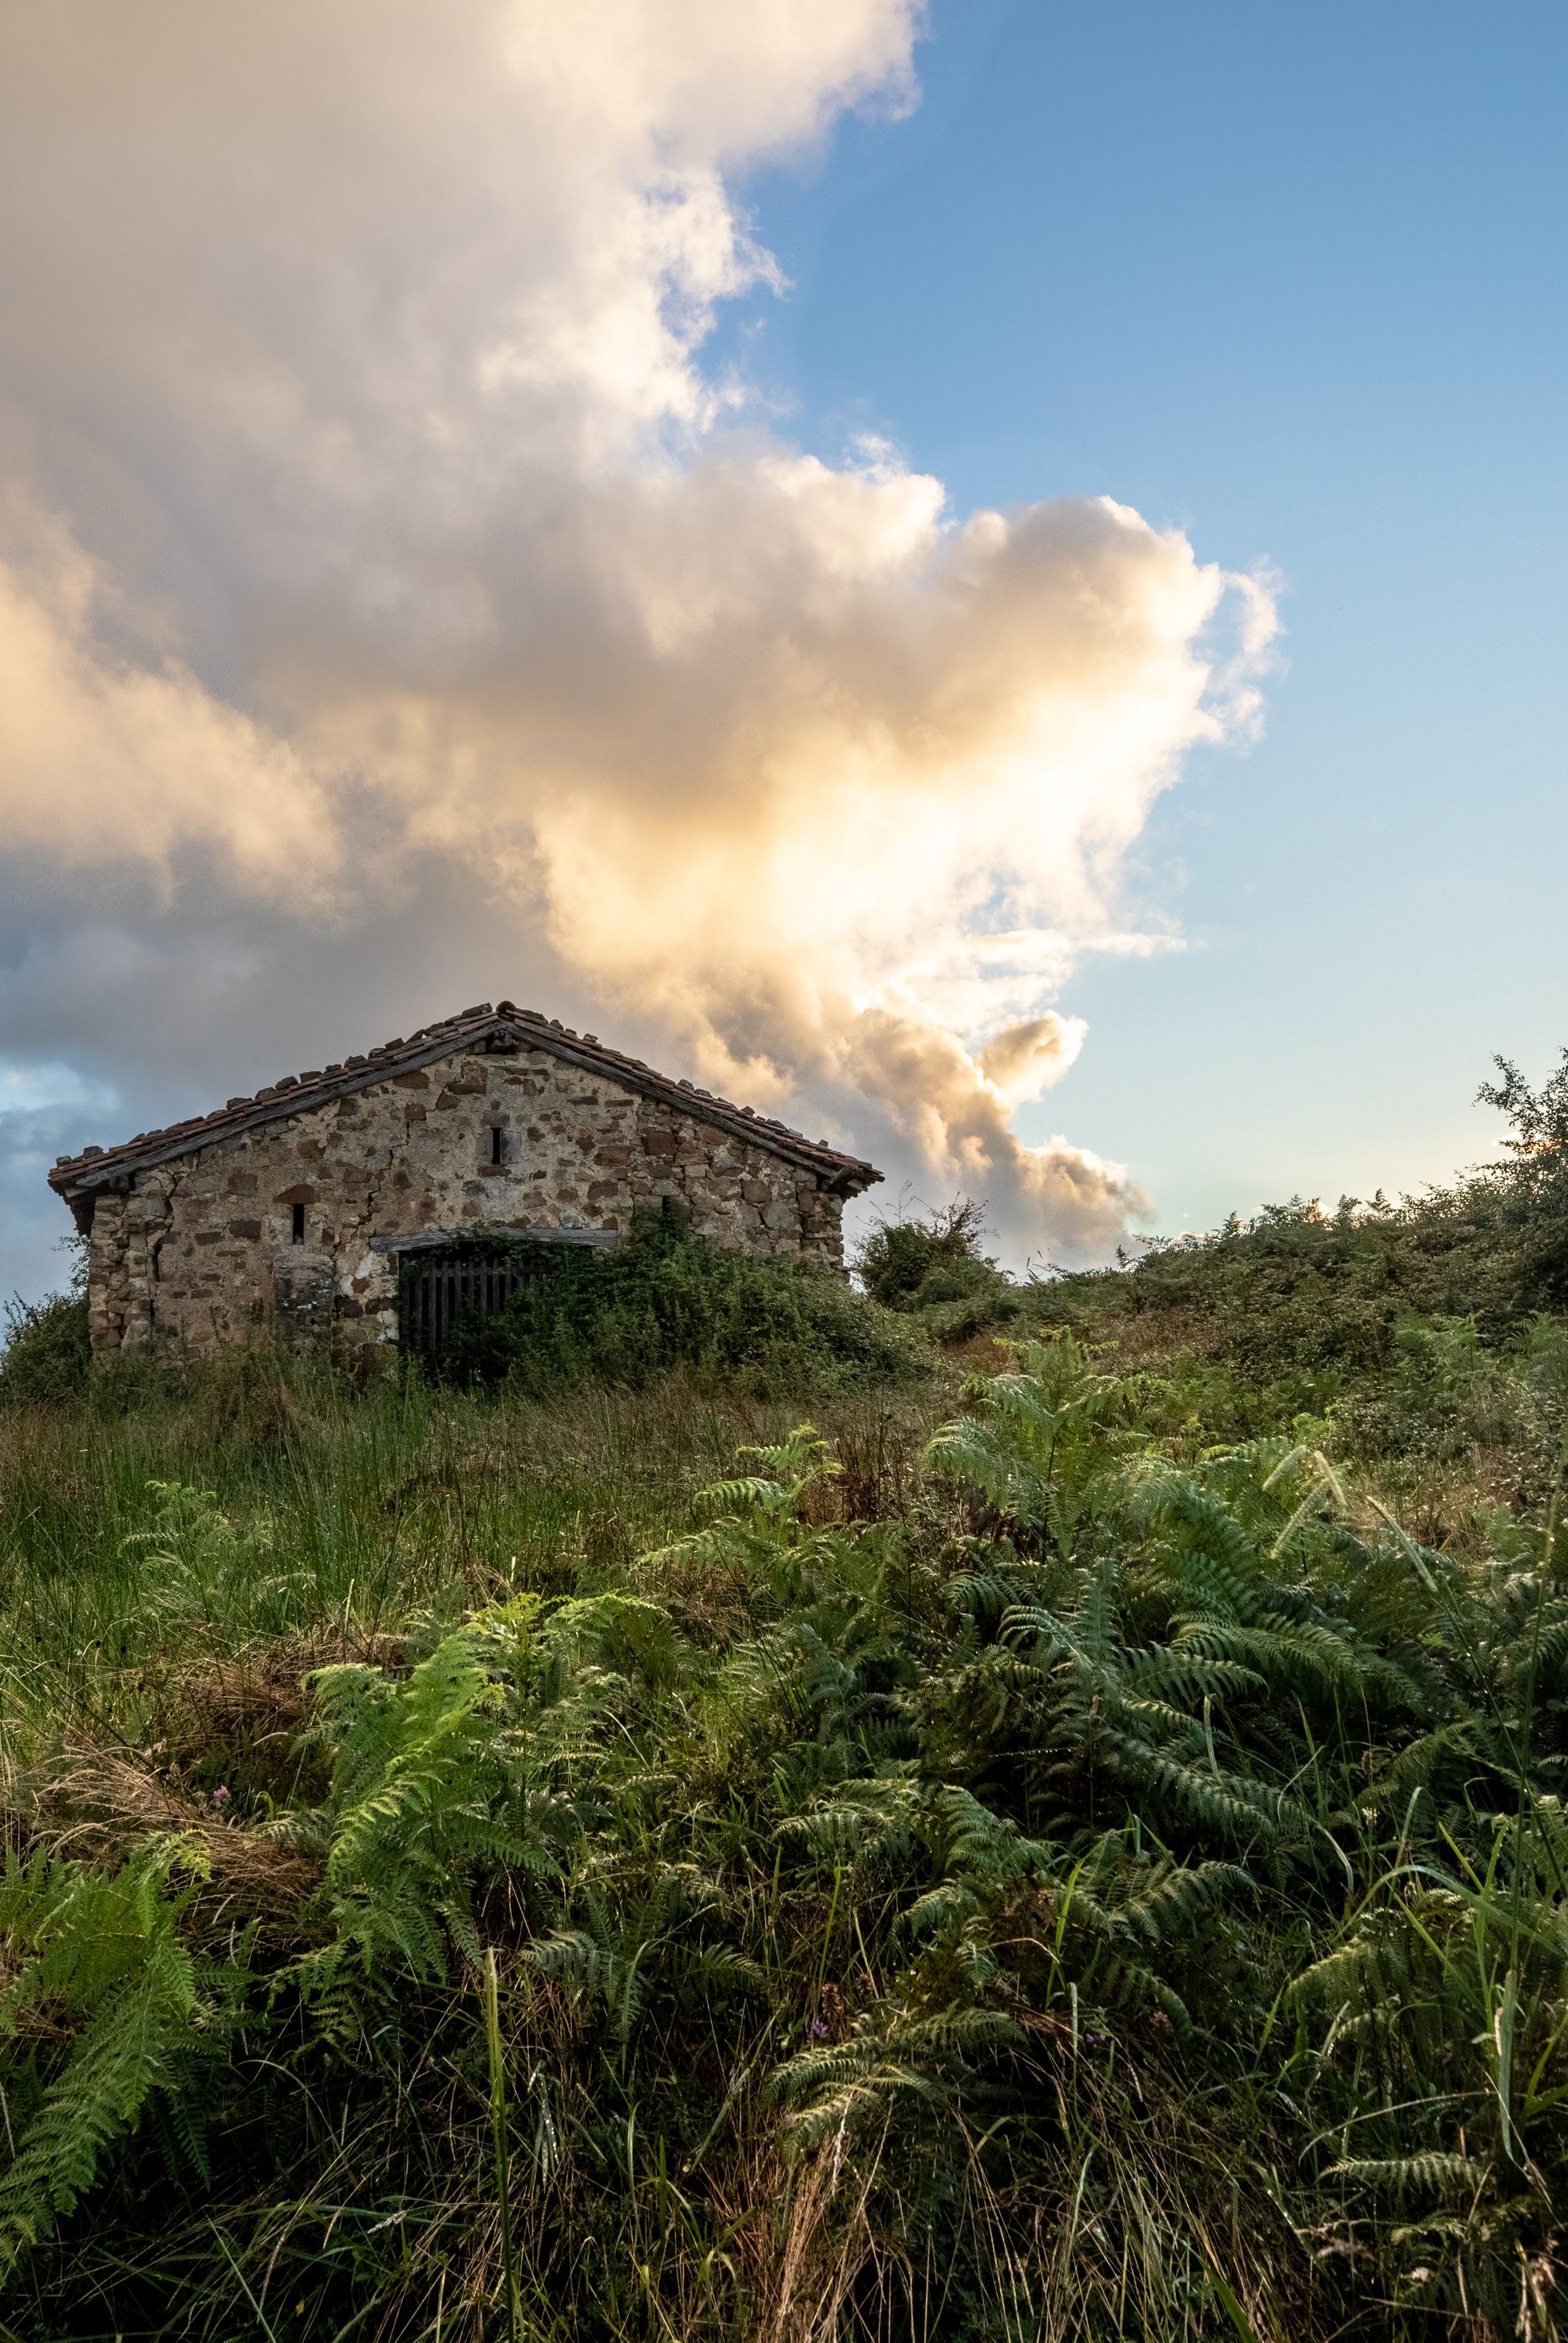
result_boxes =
[0,1838,218,2277]
[1327,2153,1488,2196]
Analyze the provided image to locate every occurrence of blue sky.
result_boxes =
[731,0,1568,1233]
[2,0,1564,1298]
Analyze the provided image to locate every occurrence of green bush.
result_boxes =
[0,1290,90,1406]
[428,1226,934,1397]
[855,1196,994,1309]
[854,1197,1031,1339]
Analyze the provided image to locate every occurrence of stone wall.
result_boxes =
[84,1038,848,1358]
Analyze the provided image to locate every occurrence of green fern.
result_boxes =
[120,1479,309,1641]
[1326,2151,1489,2196]
[522,1861,760,2057]
[0,1835,218,2274]
[289,1590,663,2004]
[925,1337,1133,1554]
[771,1999,1019,2148]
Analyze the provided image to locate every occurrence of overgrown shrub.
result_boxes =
[854,1197,1034,1341]
[0,1290,90,1406]
[430,1226,934,1397]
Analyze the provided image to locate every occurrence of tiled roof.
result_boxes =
[47,1003,882,1198]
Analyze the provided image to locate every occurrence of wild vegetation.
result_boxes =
[430,1222,932,1398]
[0,1058,1566,2340]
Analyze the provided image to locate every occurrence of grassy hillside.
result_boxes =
[0,1066,1565,2341]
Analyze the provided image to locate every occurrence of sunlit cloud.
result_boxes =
[0,0,1274,1273]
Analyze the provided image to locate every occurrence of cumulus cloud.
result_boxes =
[0,0,1274,1279]
[0,490,342,896]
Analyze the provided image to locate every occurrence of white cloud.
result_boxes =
[0,0,1274,1278]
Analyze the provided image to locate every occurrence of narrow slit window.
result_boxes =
[490,1126,504,1166]
[291,1201,306,1244]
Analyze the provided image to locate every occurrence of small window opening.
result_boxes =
[291,1201,306,1244]
[490,1126,505,1166]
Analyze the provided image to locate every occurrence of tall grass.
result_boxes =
[0,1306,1564,2339]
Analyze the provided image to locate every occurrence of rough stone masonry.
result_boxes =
[48,1002,883,1361]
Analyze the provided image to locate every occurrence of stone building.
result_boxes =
[48,1002,882,1361]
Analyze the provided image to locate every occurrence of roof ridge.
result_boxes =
[48,1006,881,1195]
